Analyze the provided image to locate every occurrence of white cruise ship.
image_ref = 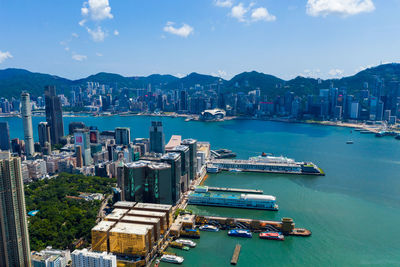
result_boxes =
[160,255,184,264]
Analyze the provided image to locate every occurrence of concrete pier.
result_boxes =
[230,244,241,265]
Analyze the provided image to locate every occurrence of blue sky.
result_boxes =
[0,0,399,80]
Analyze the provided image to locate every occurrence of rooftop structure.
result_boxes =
[165,135,182,150]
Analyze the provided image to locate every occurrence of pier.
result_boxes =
[207,186,263,194]
[230,244,241,265]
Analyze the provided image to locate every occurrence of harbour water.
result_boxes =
[2,115,400,266]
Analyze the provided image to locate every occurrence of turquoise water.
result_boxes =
[2,115,400,266]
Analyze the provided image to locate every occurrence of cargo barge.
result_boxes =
[188,187,278,211]
[211,154,324,176]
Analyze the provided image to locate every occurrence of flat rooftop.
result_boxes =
[105,209,128,220]
[114,201,137,209]
[189,192,276,201]
[92,220,115,232]
[122,215,160,224]
[127,209,166,217]
[110,222,150,235]
[165,135,182,150]
[134,203,172,211]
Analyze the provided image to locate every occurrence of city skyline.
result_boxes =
[1,0,400,80]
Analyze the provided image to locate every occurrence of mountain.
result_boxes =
[1,63,400,99]
[0,69,72,98]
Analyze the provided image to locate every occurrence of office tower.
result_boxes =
[21,92,34,157]
[89,127,100,144]
[179,90,188,111]
[11,138,22,156]
[69,122,86,135]
[0,151,31,267]
[149,121,165,154]
[74,129,92,166]
[115,127,130,145]
[120,161,147,202]
[146,162,172,204]
[161,153,181,204]
[38,122,51,147]
[71,249,117,267]
[167,145,189,193]
[45,85,64,145]
[181,139,197,181]
[0,122,10,151]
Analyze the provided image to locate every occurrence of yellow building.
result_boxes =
[127,209,167,234]
[104,208,128,222]
[109,222,151,256]
[121,215,161,241]
[132,203,173,228]
[91,220,116,252]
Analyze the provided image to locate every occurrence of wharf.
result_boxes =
[230,244,241,265]
[207,186,263,194]
[196,215,311,237]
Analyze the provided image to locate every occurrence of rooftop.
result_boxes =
[134,202,172,211]
[122,215,160,224]
[92,220,115,232]
[110,222,151,235]
[189,192,276,201]
[127,209,166,217]
[114,201,137,209]
[165,135,182,150]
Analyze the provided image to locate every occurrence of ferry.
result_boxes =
[199,225,219,232]
[346,140,354,144]
[259,231,284,241]
[212,153,324,175]
[229,168,242,172]
[228,229,252,238]
[207,165,220,173]
[188,191,279,211]
[160,255,184,264]
[175,239,197,248]
[154,259,160,267]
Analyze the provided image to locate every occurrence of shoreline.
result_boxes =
[1,111,398,134]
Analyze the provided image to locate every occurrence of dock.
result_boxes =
[230,244,241,265]
[207,186,263,194]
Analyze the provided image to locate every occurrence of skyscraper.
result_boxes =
[0,151,31,267]
[115,127,130,145]
[149,121,165,154]
[0,122,10,151]
[45,85,64,145]
[21,92,34,157]
[161,153,181,205]
[181,139,197,181]
[38,122,51,147]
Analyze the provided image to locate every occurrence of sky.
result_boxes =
[0,0,400,80]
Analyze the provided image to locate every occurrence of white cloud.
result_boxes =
[72,33,79,38]
[0,51,12,63]
[79,19,86,26]
[328,69,344,77]
[214,0,233,8]
[251,7,276,22]
[87,26,106,42]
[211,70,229,78]
[306,0,375,17]
[96,52,103,57]
[163,22,194,38]
[175,73,186,78]
[113,30,119,36]
[72,54,87,61]
[230,3,248,22]
[303,68,321,78]
[81,0,113,21]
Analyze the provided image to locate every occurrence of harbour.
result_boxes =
[1,116,400,266]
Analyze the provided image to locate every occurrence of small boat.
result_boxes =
[175,239,197,248]
[199,225,219,232]
[228,229,252,238]
[259,231,284,241]
[154,259,160,267]
[228,168,242,173]
[346,140,354,144]
[160,255,184,264]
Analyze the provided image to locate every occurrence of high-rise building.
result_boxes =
[38,122,51,148]
[167,145,189,193]
[45,86,64,145]
[0,151,31,267]
[0,122,10,151]
[146,162,172,204]
[71,249,116,267]
[149,121,165,154]
[69,122,86,135]
[76,146,83,168]
[21,92,34,157]
[161,153,181,204]
[181,139,197,181]
[115,127,130,145]
[120,161,147,202]
[74,129,92,166]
